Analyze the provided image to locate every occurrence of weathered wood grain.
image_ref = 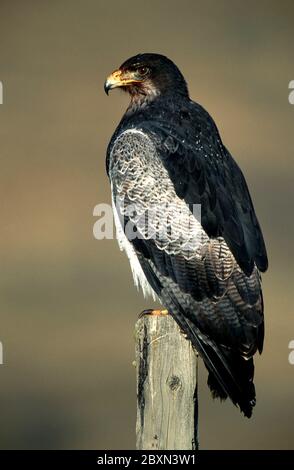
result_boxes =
[135,314,198,450]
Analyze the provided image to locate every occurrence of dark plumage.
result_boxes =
[104,53,268,417]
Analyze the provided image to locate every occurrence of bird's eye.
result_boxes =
[137,66,149,77]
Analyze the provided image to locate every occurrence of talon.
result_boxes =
[138,308,169,319]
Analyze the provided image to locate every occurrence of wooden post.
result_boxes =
[135,314,198,450]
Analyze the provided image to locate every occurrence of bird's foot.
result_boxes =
[138,308,169,319]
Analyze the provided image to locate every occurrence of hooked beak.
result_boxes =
[104,69,140,95]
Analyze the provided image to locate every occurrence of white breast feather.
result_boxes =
[111,188,157,301]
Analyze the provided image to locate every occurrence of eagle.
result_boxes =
[104,53,268,418]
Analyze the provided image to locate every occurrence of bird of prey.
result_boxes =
[104,53,268,418]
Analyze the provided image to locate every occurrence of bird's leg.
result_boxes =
[138,308,169,319]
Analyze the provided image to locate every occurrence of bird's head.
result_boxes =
[104,53,188,103]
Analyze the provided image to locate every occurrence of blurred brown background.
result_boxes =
[0,0,293,449]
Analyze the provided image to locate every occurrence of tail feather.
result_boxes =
[138,263,258,418]
[162,289,257,417]
[205,346,256,418]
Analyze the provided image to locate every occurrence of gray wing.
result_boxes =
[109,128,264,417]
